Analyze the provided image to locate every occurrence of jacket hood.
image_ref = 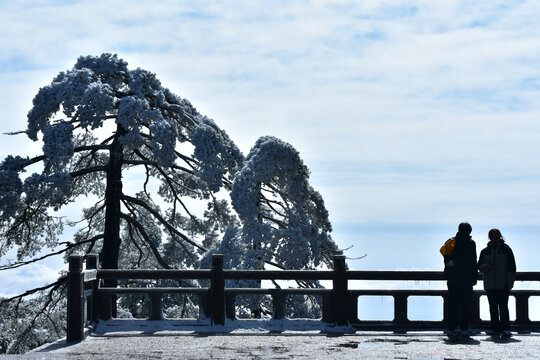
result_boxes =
[488,240,506,247]
[455,232,472,241]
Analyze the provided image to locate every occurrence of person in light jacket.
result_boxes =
[477,229,517,337]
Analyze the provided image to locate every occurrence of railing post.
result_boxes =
[67,255,85,342]
[85,254,99,323]
[149,293,164,320]
[210,254,225,325]
[86,254,98,270]
[515,293,530,326]
[393,294,409,325]
[333,255,348,326]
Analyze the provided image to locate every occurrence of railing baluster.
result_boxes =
[211,254,225,325]
[393,294,408,325]
[149,293,164,320]
[348,294,359,323]
[199,292,211,320]
[99,292,113,321]
[271,290,286,320]
[515,293,530,326]
[322,293,333,323]
[470,292,481,325]
[226,293,236,321]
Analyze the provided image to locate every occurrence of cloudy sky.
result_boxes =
[1,1,540,302]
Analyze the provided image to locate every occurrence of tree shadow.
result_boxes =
[33,340,70,352]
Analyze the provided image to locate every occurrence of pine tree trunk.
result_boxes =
[102,127,125,270]
[101,125,126,316]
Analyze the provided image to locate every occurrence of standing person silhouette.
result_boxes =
[443,222,478,341]
[478,228,516,337]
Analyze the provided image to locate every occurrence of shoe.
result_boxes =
[501,330,512,337]
[448,329,461,342]
[461,329,473,337]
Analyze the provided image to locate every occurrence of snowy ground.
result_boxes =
[4,319,540,359]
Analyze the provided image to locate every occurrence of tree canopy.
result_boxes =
[1,53,244,272]
[0,53,339,353]
[231,136,336,270]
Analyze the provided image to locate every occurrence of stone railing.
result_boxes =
[67,254,540,341]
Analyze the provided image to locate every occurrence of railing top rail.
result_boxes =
[98,269,212,280]
[99,287,209,294]
[515,272,540,281]
[347,271,540,281]
[346,271,446,281]
[95,269,540,282]
[223,270,335,280]
[346,271,540,281]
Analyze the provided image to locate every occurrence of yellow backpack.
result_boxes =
[440,237,456,256]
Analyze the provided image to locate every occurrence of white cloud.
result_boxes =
[0,262,64,298]
[1,0,540,232]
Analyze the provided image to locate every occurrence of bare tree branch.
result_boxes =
[120,212,171,269]
[261,215,287,229]
[125,223,144,267]
[0,235,104,271]
[121,194,206,252]
[7,281,66,353]
[70,165,107,178]
[5,144,111,171]
[123,159,194,175]
[4,130,27,136]
[132,149,198,221]
[122,199,199,266]
[74,144,111,152]
[0,277,66,304]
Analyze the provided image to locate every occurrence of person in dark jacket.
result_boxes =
[478,228,516,337]
[443,222,478,338]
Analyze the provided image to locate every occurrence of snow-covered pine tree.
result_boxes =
[0,53,243,352]
[232,136,337,271]
[0,55,340,352]
[1,53,243,272]
[230,136,339,317]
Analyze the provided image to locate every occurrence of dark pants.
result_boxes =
[447,281,473,331]
[486,289,510,332]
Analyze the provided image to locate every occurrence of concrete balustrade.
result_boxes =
[67,254,540,342]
